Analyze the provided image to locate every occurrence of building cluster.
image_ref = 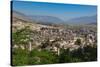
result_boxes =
[12,20,97,55]
[13,26,97,55]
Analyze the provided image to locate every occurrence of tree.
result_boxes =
[75,38,81,45]
[40,38,50,49]
[28,49,58,65]
[12,48,29,66]
[12,26,33,50]
[82,45,97,61]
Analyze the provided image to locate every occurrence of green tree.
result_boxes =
[28,49,58,65]
[12,26,33,50]
[75,38,81,45]
[12,48,29,66]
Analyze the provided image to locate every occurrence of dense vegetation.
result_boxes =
[12,45,97,66]
[12,27,97,66]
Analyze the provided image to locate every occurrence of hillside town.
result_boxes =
[12,18,97,56]
[11,1,97,65]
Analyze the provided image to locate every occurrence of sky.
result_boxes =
[12,1,97,21]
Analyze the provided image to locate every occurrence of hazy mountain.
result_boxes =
[12,10,35,22]
[12,10,97,25]
[67,15,97,25]
[87,22,97,25]
[27,15,64,25]
[12,10,64,25]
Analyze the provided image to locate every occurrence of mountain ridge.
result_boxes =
[12,10,97,25]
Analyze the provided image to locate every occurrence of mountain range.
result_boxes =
[67,15,97,25]
[12,10,97,25]
[12,10,64,25]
